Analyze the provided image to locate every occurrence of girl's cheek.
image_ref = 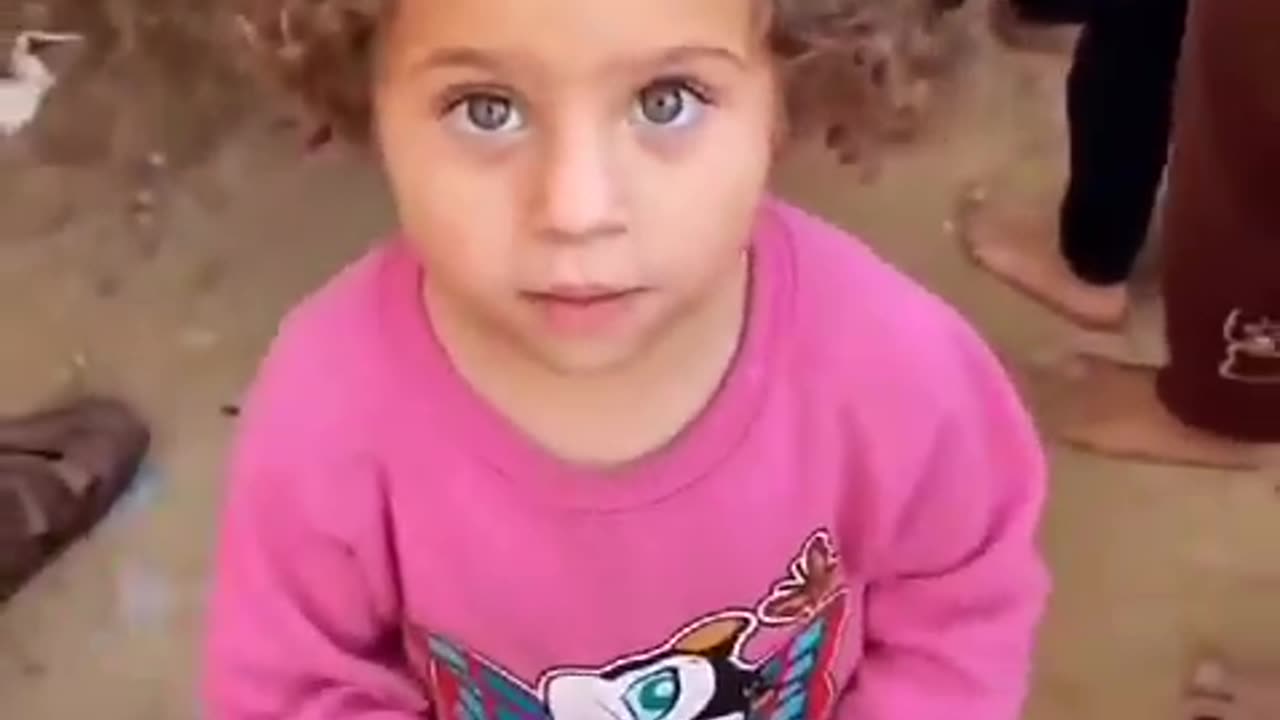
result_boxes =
[634,126,704,161]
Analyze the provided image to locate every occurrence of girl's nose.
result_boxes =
[533,124,626,243]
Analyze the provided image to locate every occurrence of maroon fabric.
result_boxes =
[1157,0,1280,441]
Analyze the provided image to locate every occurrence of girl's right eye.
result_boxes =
[444,93,526,135]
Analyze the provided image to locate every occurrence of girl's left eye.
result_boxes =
[632,81,708,129]
[444,92,526,135]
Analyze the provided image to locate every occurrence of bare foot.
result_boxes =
[1043,356,1267,470]
[1073,328,1170,369]
[989,0,1077,54]
[958,196,1131,330]
[1073,297,1169,369]
[1185,658,1280,720]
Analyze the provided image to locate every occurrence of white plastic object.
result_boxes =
[0,31,83,137]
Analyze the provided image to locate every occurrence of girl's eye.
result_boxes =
[446,93,525,134]
[633,81,707,129]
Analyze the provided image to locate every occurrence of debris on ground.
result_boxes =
[0,30,82,137]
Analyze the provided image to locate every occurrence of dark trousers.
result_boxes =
[1054,0,1189,286]
[938,0,1189,283]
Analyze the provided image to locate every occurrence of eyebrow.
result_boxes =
[411,47,503,74]
[407,44,747,76]
[643,45,747,70]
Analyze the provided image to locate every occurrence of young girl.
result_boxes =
[204,1,1049,718]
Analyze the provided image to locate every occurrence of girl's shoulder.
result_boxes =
[239,243,409,456]
[770,199,995,378]
[766,201,1039,500]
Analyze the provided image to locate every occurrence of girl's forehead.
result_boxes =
[387,0,764,69]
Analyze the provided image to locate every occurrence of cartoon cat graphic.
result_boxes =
[1220,309,1280,384]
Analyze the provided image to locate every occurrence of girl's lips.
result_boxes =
[521,287,648,335]
[526,285,641,302]
[528,292,629,305]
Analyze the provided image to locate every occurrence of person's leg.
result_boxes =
[1050,0,1280,467]
[1155,0,1280,443]
[1058,0,1186,287]
[962,0,1187,329]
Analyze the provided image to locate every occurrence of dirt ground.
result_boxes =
[2,2,1278,718]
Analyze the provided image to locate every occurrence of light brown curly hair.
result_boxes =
[232,0,932,159]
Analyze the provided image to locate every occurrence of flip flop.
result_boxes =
[0,397,149,602]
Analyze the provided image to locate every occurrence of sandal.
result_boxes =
[0,397,149,602]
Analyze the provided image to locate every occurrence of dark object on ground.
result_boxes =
[0,397,150,602]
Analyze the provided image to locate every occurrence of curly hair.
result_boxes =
[232,0,930,158]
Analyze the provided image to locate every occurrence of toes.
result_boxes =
[1186,661,1237,720]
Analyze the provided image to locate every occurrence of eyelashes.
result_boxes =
[437,76,718,138]
[439,86,527,135]
[632,78,713,129]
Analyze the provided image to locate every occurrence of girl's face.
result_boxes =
[375,0,779,374]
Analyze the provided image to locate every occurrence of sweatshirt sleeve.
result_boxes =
[842,324,1050,720]
[202,358,427,718]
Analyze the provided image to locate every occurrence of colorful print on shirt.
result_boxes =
[405,530,851,720]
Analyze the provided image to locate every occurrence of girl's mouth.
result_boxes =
[521,286,649,335]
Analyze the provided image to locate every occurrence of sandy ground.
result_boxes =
[1,3,1278,718]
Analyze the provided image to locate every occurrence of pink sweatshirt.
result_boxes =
[204,199,1048,720]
